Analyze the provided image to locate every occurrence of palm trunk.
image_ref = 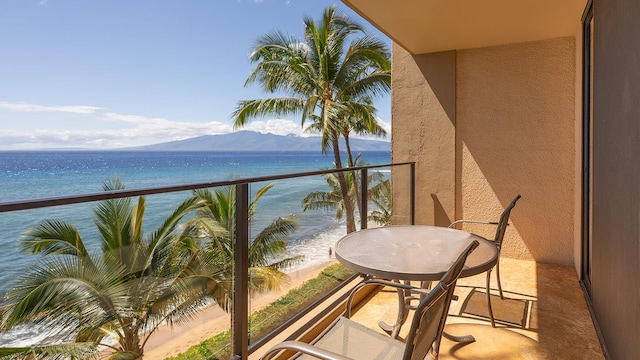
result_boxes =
[120,322,143,359]
[343,133,363,221]
[331,137,356,233]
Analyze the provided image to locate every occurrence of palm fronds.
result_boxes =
[2,176,205,358]
[0,342,97,360]
[189,184,300,298]
[20,219,89,258]
[232,5,390,234]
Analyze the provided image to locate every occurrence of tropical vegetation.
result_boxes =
[232,5,391,234]
[185,184,303,307]
[0,179,300,359]
[302,155,388,226]
[368,179,392,226]
[0,177,208,359]
[167,263,353,360]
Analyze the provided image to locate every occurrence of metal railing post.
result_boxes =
[233,183,250,359]
[410,163,416,225]
[360,168,368,230]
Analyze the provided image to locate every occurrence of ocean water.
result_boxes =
[0,150,390,345]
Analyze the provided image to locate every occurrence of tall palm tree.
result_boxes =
[187,184,302,307]
[232,5,390,234]
[342,103,387,218]
[306,104,387,219]
[0,177,213,359]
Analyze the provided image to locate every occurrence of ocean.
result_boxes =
[0,150,389,345]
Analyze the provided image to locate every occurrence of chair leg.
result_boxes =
[486,269,496,327]
[496,260,504,300]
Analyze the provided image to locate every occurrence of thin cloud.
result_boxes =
[102,111,308,138]
[102,112,235,137]
[0,101,388,150]
[242,119,307,137]
[0,101,102,114]
[103,112,177,125]
[0,110,303,149]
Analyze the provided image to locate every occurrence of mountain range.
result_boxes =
[129,131,390,152]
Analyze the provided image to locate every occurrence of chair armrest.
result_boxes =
[260,340,352,360]
[448,219,500,228]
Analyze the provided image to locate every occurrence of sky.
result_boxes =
[0,0,391,150]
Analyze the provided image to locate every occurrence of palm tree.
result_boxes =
[303,159,385,226]
[302,171,354,221]
[307,105,387,219]
[232,5,390,234]
[368,179,392,226]
[186,184,302,307]
[0,177,214,359]
[342,105,387,218]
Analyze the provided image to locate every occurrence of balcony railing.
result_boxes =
[0,161,415,359]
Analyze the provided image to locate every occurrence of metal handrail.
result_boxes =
[0,162,413,213]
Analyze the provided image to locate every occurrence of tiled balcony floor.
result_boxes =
[252,258,604,359]
[349,257,605,359]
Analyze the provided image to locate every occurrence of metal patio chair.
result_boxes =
[448,194,521,327]
[260,240,479,360]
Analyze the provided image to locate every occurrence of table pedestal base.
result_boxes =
[378,284,477,344]
[443,330,476,344]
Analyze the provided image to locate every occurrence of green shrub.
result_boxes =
[166,263,352,360]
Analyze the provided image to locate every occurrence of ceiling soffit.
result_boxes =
[342,0,587,54]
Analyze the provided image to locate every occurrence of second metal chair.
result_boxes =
[449,194,521,327]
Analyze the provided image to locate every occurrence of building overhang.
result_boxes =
[342,0,586,54]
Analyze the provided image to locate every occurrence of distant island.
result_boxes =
[126,130,390,152]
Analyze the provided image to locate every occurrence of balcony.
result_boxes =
[243,260,603,360]
[347,258,602,359]
[0,162,604,359]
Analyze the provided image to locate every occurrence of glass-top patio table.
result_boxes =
[334,225,498,341]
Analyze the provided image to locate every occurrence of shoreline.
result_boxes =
[142,259,338,360]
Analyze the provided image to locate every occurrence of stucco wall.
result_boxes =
[390,48,456,226]
[456,37,576,264]
[391,37,577,264]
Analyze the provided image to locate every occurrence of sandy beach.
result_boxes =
[141,260,337,360]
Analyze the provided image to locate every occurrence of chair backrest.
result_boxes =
[403,240,479,360]
[492,194,521,249]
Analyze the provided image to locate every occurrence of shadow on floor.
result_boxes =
[458,287,532,328]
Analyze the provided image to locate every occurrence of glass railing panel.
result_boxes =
[364,164,392,229]
[0,160,412,360]
[171,184,236,360]
[244,176,355,349]
[0,189,237,359]
[390,162,415,225]
[0,202,96,348]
